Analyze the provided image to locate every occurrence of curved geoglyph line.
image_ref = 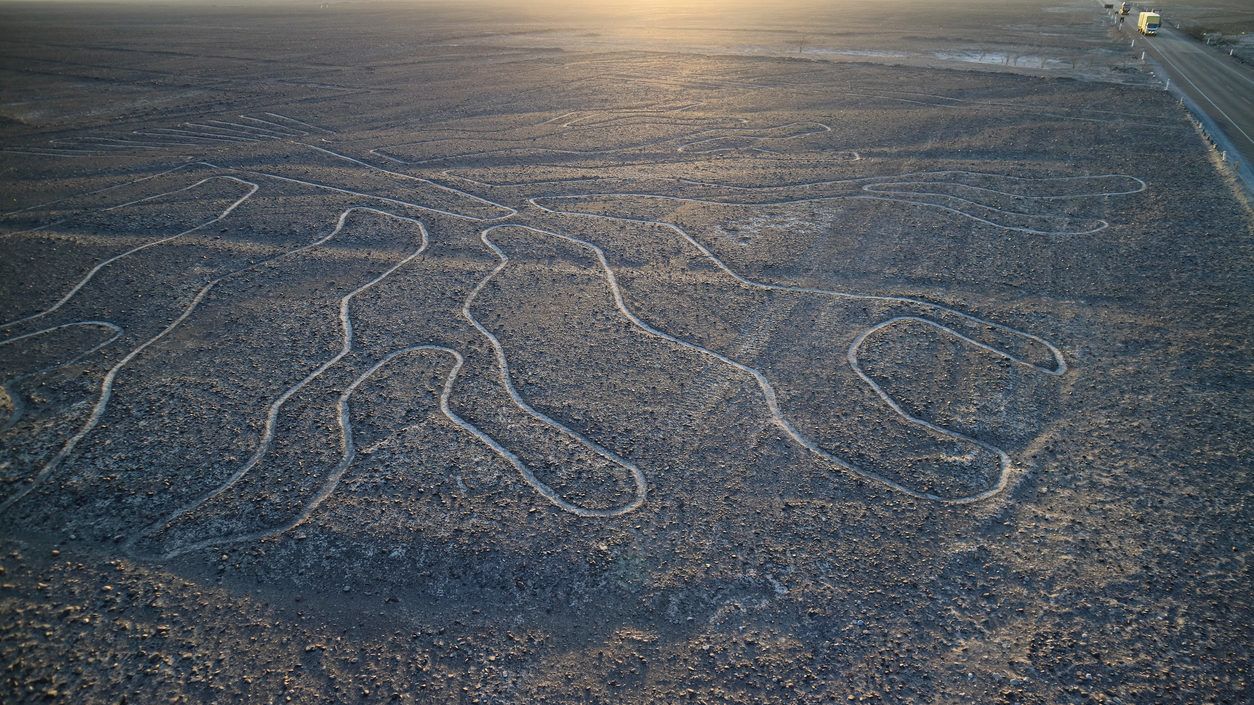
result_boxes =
[528,166,1146,236]
[0,162,202,223]
[38,112,329,156]
[127,212,430,558]
[0,201,437,513]
[676,170,1148,196]
[301,145,518,220]
[0,176,259,331]
[133,219,648,557]
[465,225,648,518]
[676,121,832,154]
[530,194,1068,374]
[128,346,446,560]
[523,201,1071,503]
[481,222,1058,501]
[131,340,641,560]
[369,103,750,166]
[860,172,1148,199]
[0,321,122,434]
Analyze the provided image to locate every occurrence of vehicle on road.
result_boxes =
[1119,2,1131,16]
[1138,11,1161,35]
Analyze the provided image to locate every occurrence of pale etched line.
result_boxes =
[465,225,648,518]
[0,321,121,434]
[126,209,429,556]
[863,180,1147,201]
[0,149,100,158]
[860,87,1170,120]
[0,176,259,331]
[491,223,1056,504]
[203,120,289,138]
[214,165,497,223]
[108,135,210,148]
[856,192,1107,234]
[136,129,252,144]
[236,115,306,136]
[371,110,751,165]
[0,162,199,222]
[845,90,1172,130]
[0,201,454,513]
[377,127,723,161]
[53,138,168,152]
[73,137,206,150]
[678,170,1148,196]
[440,170,601,188]
[134,344,593,559]
[530,196,1066,372]
[142,128,255,143]
[538,111,579,125]
[176,125,263,142]
[388,132,715,165]
[131,346,438,559]
[677,121,832,153]
[181,123,268,140]
[531,180,1119,236]
[49,141,140,152]
[369,149,408,164]
[263,112,334,134]
[845,316,1020,503]
[302,145,518,219]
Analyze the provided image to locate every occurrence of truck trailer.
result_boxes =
[1138,11,1161,35]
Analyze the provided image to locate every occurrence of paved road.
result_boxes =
[1123,18,1254,182]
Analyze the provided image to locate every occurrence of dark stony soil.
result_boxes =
[0,1,1250,704]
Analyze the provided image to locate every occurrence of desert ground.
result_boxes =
[0,1,1250,703]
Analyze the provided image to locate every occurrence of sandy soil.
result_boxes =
[0,1,1250,704]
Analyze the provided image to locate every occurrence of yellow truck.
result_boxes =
[1138,11,1161,35]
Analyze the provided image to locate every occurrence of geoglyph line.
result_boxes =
[369,103,750,165]
[129,346,450,560]
[0,176,260,331]
[479,223,1053,504]
[528,194,1070,373]
[0,320,122,434]
[302,144,517,219]
[2,196,647,548]
[0,178,327,513]
[676,121,832,154]
[0,106,1151,549]
[464,225,649,518]
[33,112,329,156]
[237,115,306,136]
[527,168,1143,235]
[203,120,289,138]
[126,208,431,557]
[264,112,334,135]
[210,163,514,223]
[131,218,650,557]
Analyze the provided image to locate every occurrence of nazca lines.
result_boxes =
[368,104,825,165]
[513,206,1063,505]
[7,113,331,159]
[542,171,1146,237]
[0,171,649,559]
[1,147,1140,557]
